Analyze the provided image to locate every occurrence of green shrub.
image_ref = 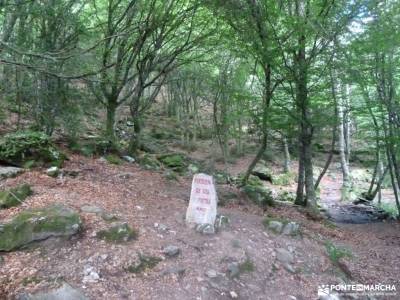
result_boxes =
[0,131,65,167]
[325,241,352,264]
[0,184,33,209]
[105,154,123,165]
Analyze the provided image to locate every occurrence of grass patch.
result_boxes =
[239,257,255,273]
[325,241,352,264]
[105,154,123,165]
[378,203,399,219]
[125,254,162,273]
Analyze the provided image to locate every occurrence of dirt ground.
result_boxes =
[0,153,399,300]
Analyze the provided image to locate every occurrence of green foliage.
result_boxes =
[242,185,274,207]
[325,241,352,264]
[378,203,399,219]
[0,131,65,167]
[105,154,123,165]
[0,184,33,209]
[96,223,137,243]
[272,172,296,186]
[125,254,162,274]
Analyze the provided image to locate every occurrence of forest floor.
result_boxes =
[1,149,400,300]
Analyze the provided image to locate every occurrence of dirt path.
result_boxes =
[0,156,399,299]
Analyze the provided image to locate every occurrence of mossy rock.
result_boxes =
[0,204,82,251]
[105,154,123,165]
[96,222,137,243]
[276,191,296,203]
[125,253,162,273]
[139,154,161,170]
[157,153,186,171]
[272,172,296,186]
[251,165,273,182]
[0,131,65,167]
[72,137,119,157]
[0,184,33,209]
[242,185,274,207]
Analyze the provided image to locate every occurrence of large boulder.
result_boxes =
[251,165,273,182]
[17,283,87,300]
[0,204,82,251]
[0,131,65,168]
[0,184,33,209]
[0,166,24,179]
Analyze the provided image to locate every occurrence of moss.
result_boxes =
[105,154,123,165]
[242,185,274,207]
[96,223,137,243]
[272,172,296,186]
[0,184,33,209]
[125,254,162,273]
[0,204,82,251]
[239,258,255,273]
[0,131,65,167]
[276,191,296,202]
[157,153,186,171]
[139,154,161,170]
[262,216,290,228]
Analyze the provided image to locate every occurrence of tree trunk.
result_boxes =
[283,136,291,173]
[106,100,118,141]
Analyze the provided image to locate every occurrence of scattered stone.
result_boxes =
[101,212,119,222]
[0,166,24,179]
[163,245,180,257]
[0,204,82,251]
[196,223,215,235]
[215,214,230,230]
[205,269,218,278]
[18,283,88,300]
[267,220,283,234]
[161,266,186,277]
[154,223,168,232]
[46,166,59,177]
[83,266,100,283]
[282,222,300,236]
[96,222,137,243]
[230,291,238,299]
[122,155,135,163]
[276,248,294,264]
[227,262,240,278]
[117,172,135,179]
[0,184,33,209]
[0,255,4,264]
[80,205,103,214]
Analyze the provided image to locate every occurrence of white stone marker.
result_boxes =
[186,173,217,227]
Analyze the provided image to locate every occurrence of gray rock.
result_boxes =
[0,166,24,179]
[161,266,186,277]
[80,205,103,214]
[215,214,230,230]
[18,283,88,300]
[163,245,180,257]
[205,269,218,278]
[282,222,300,236]
[227,262,240,278]
[0,204,82,251]
[196,224,215,235]
[46,166,59,177]
[83,266,100,283]
[122,156,135,163]
[267,221,283,233]
[276,248,294,264]
[0,255,4,264]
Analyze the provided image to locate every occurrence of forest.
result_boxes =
[0,1,399,299]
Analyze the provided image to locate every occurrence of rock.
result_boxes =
[154,223,168,232]
[96,222,137,243]
[0,166,24,179]
[46,166,59,177]
[0,204,82,251]
[267,220,283,234]
[282,222,300,236]
[196,223,215,235]
[80,205,103,214]
[117,172,135,179]
[251,165,273,182]
[18,283,88,300]
[186,174,217,230]
[230,291,238,299]
[161,266,186,277]
[188,164,200,174]
[0,184,33,209]
[122,155,135,163]
[83,266,100,283]
[0,131,65,168]
[227,262,240,278]
[0,255,4,264]
[101,212,119,222]
[163,245,180,257]
[215,214,230,230]
[276,248,294,264]
[205,269,218,278]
